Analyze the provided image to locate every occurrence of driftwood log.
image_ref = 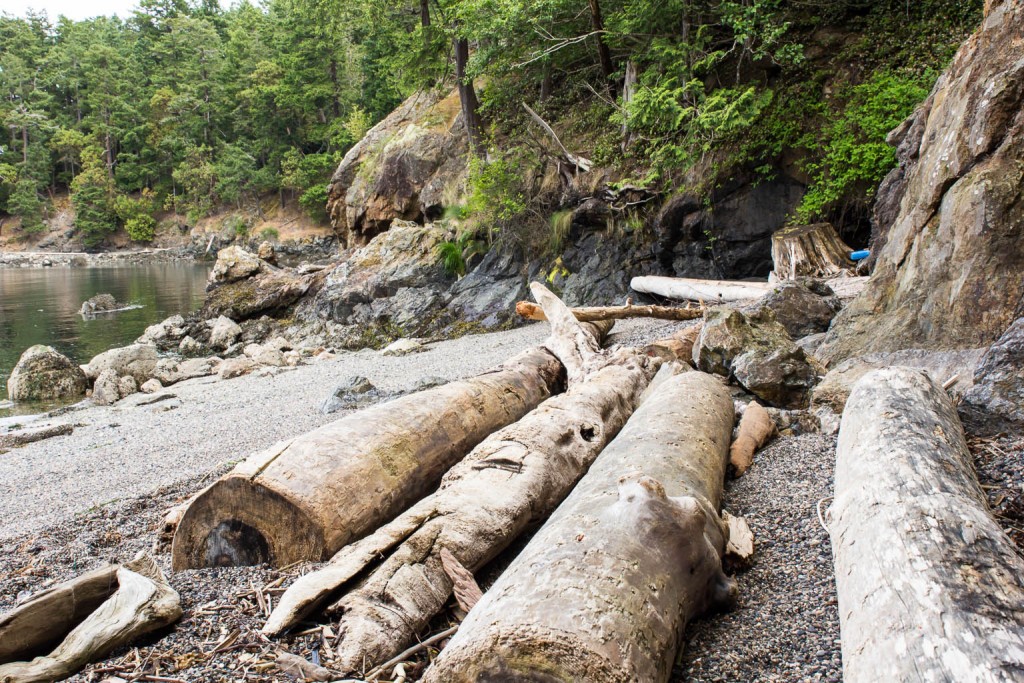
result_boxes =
[423,371,737,682]
[644,324,702,364]
[515,300,703,322]
[770,223,854,280]
[0,554,181,683]
[264,285,658,676]
[631,275,771,302]
[171,347,564,570]
[0,423,74,449]
[729,401,773,476]
[832,367,1024,682]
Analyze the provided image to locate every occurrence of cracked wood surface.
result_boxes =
[832,367,1024,683]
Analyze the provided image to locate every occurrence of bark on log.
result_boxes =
[263,353,658,673]
[631,275,771,302]
[832,367,1024,682]
[516,300,703,322]
[770,223,854,280]
[729,401,773,476]
[171,347,564,570]
[423,371,737,683]
[0,555,181,683]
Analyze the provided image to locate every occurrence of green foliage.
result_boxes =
[465,154,526,225]
[436,229,488,278]
[113,189,159,242]
[260,227,280,241]
[9,178,46,233]
[71,146,118,247]
[795,71,931,222]
[549,209,573,255]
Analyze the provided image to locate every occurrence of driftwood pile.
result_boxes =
[4,271,1020,682]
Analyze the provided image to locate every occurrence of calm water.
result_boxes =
[0,263,211,404]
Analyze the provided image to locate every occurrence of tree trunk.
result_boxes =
[264,287,656,675]
[630,275,772,302]
[0,555,181,683]
[588,0,616,95]
[621,59,637,150]
[516,300,703,322]
[770,222,854,280]
[423,371,737,682]
[265,354,657,669]
[171,348,563,570]
[453,36,484,156]
[831,367,1024,682]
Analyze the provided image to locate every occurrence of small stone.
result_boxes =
[381,338,423,356]
[140,378,163,394]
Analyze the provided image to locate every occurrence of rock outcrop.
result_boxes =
[209,245,265,284]
[326,89,468,248]
[960,318,1024,435]
[820,3,1024,363]
[202,269,313,321]
[80,293,124,316]
[6,345,88,402]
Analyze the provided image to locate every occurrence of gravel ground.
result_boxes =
[676,435,842,682]
[5,318,1016,683]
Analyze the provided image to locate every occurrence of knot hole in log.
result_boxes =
[205,520,272,567]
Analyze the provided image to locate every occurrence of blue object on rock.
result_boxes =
[850,249,870,261]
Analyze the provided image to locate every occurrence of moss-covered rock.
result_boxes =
[7,345,88,402]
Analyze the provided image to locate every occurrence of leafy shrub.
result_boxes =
[436,230,488,278]
[114,189,159,242]
[795,71,931,222]
[465,154,526,224]
[260,227,280,241]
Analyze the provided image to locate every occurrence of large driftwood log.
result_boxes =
[423,371,737,682]
[264,286,658,675]
[0,555,181,683]
[631,275,771,302]
[515,300,703,322]
[770,223,854,280]
[832,367,1024,682]
[171,347,564,570]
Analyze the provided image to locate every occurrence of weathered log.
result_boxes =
[171,347,564,570]
[423,371,736,682]
[729,400,773,476]
[631,275,771,302]
[832,367,1024,682]
[263,352,656,668]
[515,300,703,322]
[264,286,658,673]
[0,566,118,664]
[771,222,854,280]
[0,423,74,449]
[0,554,181,683]
[644,324,702,364]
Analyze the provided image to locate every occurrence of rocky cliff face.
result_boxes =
[820,1,1024,363]
[326,89,468,248]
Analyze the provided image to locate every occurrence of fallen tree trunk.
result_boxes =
[423,371,737,682]
[0,423,74,449]
[171,347,564,570]
[832,367,1024,682]
[631,275,771,303]
[729,401,773,476]
[264,286,658,676]
[771,222,854,280]
[0,554,181,683]
[515,300,703,322]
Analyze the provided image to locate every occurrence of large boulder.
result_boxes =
[6,345,88,402]
[91,369,121,405]
[960,318,1024,435]
[208,315,243,350]
[326,89,468,247]
[203,270,313,321]
[694,307,818,408]
[820,3,1024,363]
[80,293,123,315]
[303,221,448,332]
[209,246,264,284]
[758,281,839,339]
[84,344,159,385]
[136,315,188,350]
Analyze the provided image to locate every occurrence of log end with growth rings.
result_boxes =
[171,476,325,571]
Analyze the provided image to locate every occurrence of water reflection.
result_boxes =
[0,263,211,402]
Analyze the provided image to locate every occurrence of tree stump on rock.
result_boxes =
[771,223,854,280]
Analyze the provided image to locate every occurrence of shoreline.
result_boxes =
[0,248,199,269]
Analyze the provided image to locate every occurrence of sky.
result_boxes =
[0,0,141,21]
